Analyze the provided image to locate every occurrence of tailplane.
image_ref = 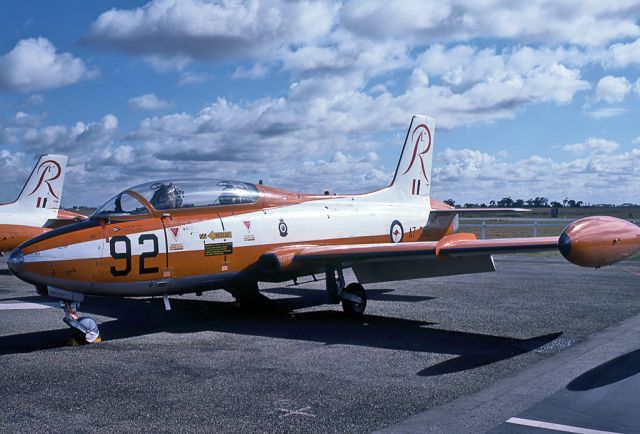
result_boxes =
[388,115,435,203]
[15,154,68,211]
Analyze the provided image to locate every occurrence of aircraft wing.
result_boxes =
[258,234,559,283]
[295,235,558,261]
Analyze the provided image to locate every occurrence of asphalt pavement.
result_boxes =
[1,255,639,433]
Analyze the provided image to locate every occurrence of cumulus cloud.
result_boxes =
[436,148,499,180]
[406,68,429,90]
[417,44,590,103]
[593,75,631,103]
[605,38,640,67]
[0,38,97,92]
[87,0,640,75]
[0,150,32,198]
[87,0,337,62]
[562,137,619,154]
[0,112,46,145]
[11,111,45,127]
[340,0,451,40]
[341,0,640,46]
[433,145,640,204]
[21,114,118,153]
[92,49,596,197]
[128,93,172,110]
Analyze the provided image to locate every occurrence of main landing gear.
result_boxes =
[326,265,367,316]
[61,301,101,344]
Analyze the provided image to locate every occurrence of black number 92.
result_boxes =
[110,234,159,276]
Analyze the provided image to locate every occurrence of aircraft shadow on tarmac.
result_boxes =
[567,348,640,391]
[262,286,436,310]
[0,289,561,376]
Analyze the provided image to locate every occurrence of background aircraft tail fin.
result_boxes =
[15,154,68,211]
[388,115,435,203]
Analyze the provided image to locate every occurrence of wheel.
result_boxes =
[341,283,367,316]
[69,317,101,344]
[79,317,101,343]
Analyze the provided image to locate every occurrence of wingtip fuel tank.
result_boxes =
[559,216,640,268]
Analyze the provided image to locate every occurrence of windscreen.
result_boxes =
[93,191,150,217]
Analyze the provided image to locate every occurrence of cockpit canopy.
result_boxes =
[93,179,259,217]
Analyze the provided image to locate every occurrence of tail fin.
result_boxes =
[15,154,68,211]
[389,115,435,202]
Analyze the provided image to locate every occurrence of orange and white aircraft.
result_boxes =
[0,154,85,254]
[8,116,640,343]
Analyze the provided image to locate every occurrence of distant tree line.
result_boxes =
[443,197,640,208]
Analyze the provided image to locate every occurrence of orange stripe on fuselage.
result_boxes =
[22,234,392,284]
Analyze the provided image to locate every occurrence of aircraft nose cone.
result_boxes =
[558,230,571,260]
[7,248,24,275]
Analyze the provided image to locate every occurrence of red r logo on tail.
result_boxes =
[402,123,431,181]
[28,160,62,199]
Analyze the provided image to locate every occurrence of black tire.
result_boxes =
[341,283,367,316]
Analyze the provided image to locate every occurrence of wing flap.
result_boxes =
[353,255,496,283]
[296,241,438,264]
[437,236,558,256]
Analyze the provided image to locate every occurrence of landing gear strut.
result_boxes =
[62,301,101,344]
[326,265,367,316]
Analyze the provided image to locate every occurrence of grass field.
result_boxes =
[459,206,640,220]
[458,224,565,239]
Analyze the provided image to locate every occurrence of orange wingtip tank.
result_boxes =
[559,216,640,268]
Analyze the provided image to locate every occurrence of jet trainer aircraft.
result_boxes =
[8,116,640,343]
[0,154,85,254]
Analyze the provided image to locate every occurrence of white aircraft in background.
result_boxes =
[0,154,84,253]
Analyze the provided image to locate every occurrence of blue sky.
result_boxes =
[0,0,639,207]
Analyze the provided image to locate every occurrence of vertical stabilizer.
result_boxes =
[389,115,435,203]
[15,154,68,211]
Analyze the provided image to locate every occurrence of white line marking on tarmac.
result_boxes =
[506,417,621,434]
[622,267,640,277]
[277,406,316,418]
[0,302,55,310]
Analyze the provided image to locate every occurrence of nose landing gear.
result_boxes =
[62,301,101,344]
[326,265,368,316]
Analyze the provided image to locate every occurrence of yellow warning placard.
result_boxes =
[204,242,233,256]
